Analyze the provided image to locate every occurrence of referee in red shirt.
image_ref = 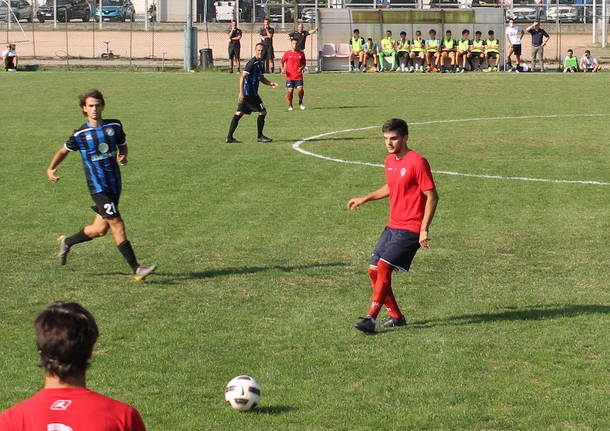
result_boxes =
[348,118,439,333]
[280,38,307,111]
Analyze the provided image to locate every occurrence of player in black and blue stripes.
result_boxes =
[226,42,278,143]
[46,89,156,281]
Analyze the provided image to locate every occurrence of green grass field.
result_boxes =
[1,71,609,431]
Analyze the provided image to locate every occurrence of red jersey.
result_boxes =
[0,388,146,431]
[280,50,306,81]
[385,150,436,232]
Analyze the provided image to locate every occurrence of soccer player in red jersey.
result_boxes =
[280,38,307,111]
[348,118,439,333]
[0,303,147,431]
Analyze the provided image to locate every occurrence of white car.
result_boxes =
[546,6,578,22]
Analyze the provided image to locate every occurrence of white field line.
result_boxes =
[292,114,610,186]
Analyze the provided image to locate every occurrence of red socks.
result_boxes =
[287,91,293,106]
[367,262,403,320]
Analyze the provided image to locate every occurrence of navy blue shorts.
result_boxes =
[285,79,303,89]
[370,227,420,272]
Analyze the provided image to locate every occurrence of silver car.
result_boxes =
[0,0,33,22]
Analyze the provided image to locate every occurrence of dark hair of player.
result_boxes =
[386,30,392,34]
[462,29,470,35]
[567,49,573,53]
[354,29,360,34]
[446,30,452,34]
[415,30,421,35]
[429,29,436,34]
[584,50,590,54]
[79,89,105,109]
[382,118,409,138]
[255,42,265,49]
[35,302,99,381]
[475,31,482,36]
[400,31,406,36]
[488,30,494,35]
[367,38,373,42]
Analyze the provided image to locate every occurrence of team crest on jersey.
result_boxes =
[50,400,72,410]
[47,424,74,431]
[400,168,407,177]
[105,127,115,136]
[98,142,110,153]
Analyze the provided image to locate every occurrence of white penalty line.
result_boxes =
[292,114,610,186]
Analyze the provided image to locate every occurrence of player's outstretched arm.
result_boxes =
[419,188,439,249]
[260,75,278,88]
[47,147,70,183]
[347,184,389,210]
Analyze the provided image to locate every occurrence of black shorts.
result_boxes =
[511,44,522,56]
[91,192,121,219]
[263,44,274,59]
[228,43,240,60]
[469,51,483,57]
[370,227,420,272]
[237,95,265,115]
[285,79,303,89]
[397,51,409,58]
[486,52,498,59]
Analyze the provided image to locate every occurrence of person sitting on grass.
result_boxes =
[563,49,578,73]
[580,50,601,72]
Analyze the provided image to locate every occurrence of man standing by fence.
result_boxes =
[227,20,243,73]
[525,21,550,72]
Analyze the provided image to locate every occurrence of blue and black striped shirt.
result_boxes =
[65,119,126,195]
[243,57,265,97]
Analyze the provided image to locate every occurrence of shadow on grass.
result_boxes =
[411,304,610,329]
[248,405,297,415]
[144,262,349,285]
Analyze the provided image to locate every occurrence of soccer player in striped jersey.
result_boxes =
[46,89,156,281]
[348,119,439,334]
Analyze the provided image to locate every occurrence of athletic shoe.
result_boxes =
[380,316,407,328]
[57,235,70,265]
[459,67,465,73]
[257,136,273,143]
[299,104,306,110]
[288,106,294,111]
[229,69,233,73]
[134,265,156,281]
[225,137,240,143]
[354,316,376,334]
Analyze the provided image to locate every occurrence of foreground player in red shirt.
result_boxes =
[0,302,147,431]
[348,118,439,333]
[280,38,307,111]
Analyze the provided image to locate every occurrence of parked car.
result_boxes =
[37,0,91,23]
[507,6,544,22]
[95,0,135,22]
[546,5,579,22]
[0,0,33,22]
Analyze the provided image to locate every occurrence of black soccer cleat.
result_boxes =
[380,316,407,328]
[57,235,71,265]
[257,135,272,143]
[354,316,376,334]
[226,137,240,143]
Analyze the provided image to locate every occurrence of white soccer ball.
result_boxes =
[225,375,261,411]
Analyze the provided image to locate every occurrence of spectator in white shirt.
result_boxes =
[504,19,524,72]
[3,43,18,72]
[580,50,601,72]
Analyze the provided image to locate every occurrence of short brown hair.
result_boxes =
[382,118,409,137]
[79,89,105,109]
[35,302,99,381]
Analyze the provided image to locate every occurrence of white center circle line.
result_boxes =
[292,114,610,186]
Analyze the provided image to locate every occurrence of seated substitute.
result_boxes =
[363,38,380,72]
[456,29,471,73]
[580,50,601,72]
[563,49,578,73]
[349,29,366,72]
[469,31,486,71]
[409,30,426,72]
[3,43,17,72]
[485,30,500,71]
[440,29,457,73]
[424,29,441,72]
[379,30,397,72]
[396,31,410,72]
[0,302,147,431]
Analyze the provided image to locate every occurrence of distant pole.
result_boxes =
[53,0,57,29]
[99,0,103,29]
[593,0,596,43]
[555,0,559,64]
[602,0,607,47]
[184,0,193,70]
[144,0,148,31]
